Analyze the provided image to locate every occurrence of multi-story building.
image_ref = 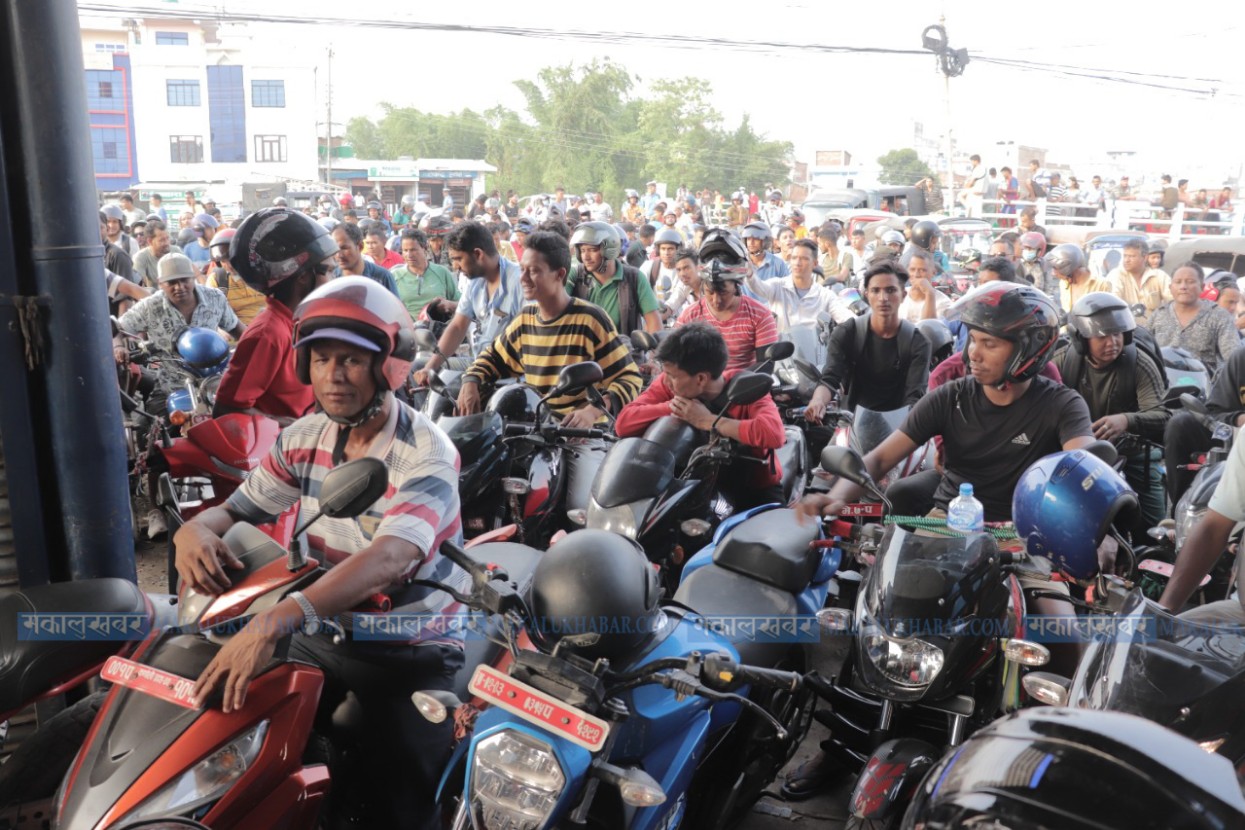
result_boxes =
[79,15,318,198]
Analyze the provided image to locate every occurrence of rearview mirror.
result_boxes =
[630,330,657,351]
[319,457,389,519]
[1130,303,1147,319]
[1181,392,1210,417]
[1082,440,1118,467]
[549,361,604,397]
[757,341,795,363]
[819,445,874,489]
[724,372,772,407]
[413,328,439,353]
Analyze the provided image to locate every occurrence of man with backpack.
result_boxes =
[1051,293,1170,532]
[566,221,663,335]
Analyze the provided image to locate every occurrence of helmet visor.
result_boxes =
[699,260,750,283]
[1071,307,1135,339]
[295,327,382,353]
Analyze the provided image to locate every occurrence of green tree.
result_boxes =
[343,116,383,159]
[877,148,936,186]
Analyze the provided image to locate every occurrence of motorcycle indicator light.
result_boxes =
[502,477,531,495]
[1004,639,1050,667]
[170,409,191,426]
[412,691,449,724]
[618,771,667,807]
[1022,672,1071,707]
[1199,738,1226,753]
[679,519,711,537]
[566,509,587,526]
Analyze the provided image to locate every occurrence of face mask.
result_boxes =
[1022,249,1038,262]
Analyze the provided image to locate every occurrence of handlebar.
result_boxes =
[503,422,604,440]
[702,653,802,693]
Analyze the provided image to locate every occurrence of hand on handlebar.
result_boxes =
[561,404,603,430]
[804,400,827,424]
[411,367,432,388]
[457,381,482,415]
[174,522,245,595]
[796,493,845,525]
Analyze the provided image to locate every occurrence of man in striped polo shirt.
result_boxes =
[459,231,642,511]
[678,228,780,370]
[174,276,468,829]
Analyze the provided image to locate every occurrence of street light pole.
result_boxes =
[325,46,333,187]
[923,18,969,211]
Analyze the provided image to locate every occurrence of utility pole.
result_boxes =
[922,19,969,209]
[325,46,333,187]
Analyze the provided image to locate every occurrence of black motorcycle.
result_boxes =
[811,446,1051,829]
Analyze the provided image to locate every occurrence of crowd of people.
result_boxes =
[93,173,1245,821]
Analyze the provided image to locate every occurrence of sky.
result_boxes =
[81,0,1245,187]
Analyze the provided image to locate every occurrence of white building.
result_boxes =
[79,15,318,193]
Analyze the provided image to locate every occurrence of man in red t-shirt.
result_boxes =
[213,209,339,425]
[676,255,778,371]
[616,322,785,509]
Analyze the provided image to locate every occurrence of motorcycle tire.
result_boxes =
[0,690,105,808]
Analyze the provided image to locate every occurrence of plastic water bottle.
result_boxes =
[946,483,984,533]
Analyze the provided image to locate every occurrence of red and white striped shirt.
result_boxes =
[677,296,779,371]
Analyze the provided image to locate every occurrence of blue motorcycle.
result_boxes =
[419,524,838,829]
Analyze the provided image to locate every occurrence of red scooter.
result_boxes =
[51,458,540,830]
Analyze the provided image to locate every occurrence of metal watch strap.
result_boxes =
[288,590,320,635]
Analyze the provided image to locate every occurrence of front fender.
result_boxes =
[850,737,941,820]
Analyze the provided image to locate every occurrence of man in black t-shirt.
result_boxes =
[804,260,931,421]
[802,283,1092,522]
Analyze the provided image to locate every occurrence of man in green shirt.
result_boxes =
[392,227,459,319]
[565,221,662,335]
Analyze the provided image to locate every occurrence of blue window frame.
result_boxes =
[251,80,285,108]
[207,65,247,163]
[155,31,189,46]
[86,70,122,110]
[166,80,200,107]
[91,127,128,174]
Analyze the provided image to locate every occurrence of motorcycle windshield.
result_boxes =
[436,411,503,466]
[591,438,677,509]
[850,406,909,457]
[862,526,1000,633]
[1071,591,1245,721]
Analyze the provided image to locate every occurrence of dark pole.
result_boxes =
[0,0,136,582]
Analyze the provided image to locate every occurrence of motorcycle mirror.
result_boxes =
[290,457,385,536]
[547,361,604,398]
[1081,440,1119,467]
[793,358,821,383]
[756,341,795,363]
[1180,392,1211,417]
[724,372,773,407]
[413,327,440,354]
[819,445,874,489]
[630,329,657,351]
[1130,303,1147,318]
[815,311,833,326]
[428,371,448,397]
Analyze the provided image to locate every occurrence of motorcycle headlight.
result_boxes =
[861,615,944,688]
[1174,497,1206,551]
[586,500,642,540]
[118,720,268,823]
[471,730,565,830]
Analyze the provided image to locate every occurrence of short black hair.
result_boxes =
[146,219,167,235]
[400,227,428,248]
[539,218,572,241]
[862,260,908,289]
[446,221,497,257]
[792,238,818,258]
[1174,261,1204,282]
[674,245,698,265]
[524,231,571,273]
[979,257,1016,282]
[1122,238,1146,254]
[450,208,465,220]
[364,224,388,241]
[638,224,657,240]
[655,322,728,379]
[907,249,933,267]
[150,193,162,201]
[334,220,363,247]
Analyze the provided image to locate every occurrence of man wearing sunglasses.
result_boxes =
[676,229,778,371]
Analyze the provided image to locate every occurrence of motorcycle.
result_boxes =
[423,530,825,830]
[0,581,178,823]
[808,446,1052,828]
[51,458,541,829]
[904,707,1245,828]
[832,405,935,490]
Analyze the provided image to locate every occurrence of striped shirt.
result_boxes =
[226,401,469,646]
[464,297,643,417]
[677,296,780,371]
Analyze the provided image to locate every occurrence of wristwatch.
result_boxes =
[288,591,321,636]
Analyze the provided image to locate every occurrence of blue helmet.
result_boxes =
[1012,449,1138,579]
[176,327,230,376]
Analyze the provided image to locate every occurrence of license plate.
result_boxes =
[839,503,884,518]
[468,664,610,752]
[101,656,199,710]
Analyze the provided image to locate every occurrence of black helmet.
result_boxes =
[1068,291,1135,354]
[229,207,338,294]
[740,221,772,243]
[910,220,941,251]
[1045,243,1087,278]
[528,529,661,664]
[698,228,748,266]
[906,708,1245,830]
[570,221,621,263]
[948,283,1060,384]
[916,318,954,369]
[485,383,542,423]
[423,215,453,237]
[366,200,382,211]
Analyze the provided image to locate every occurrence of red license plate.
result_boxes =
[468,664,610,751]
[102,656,199,710]
[839,503,884,517]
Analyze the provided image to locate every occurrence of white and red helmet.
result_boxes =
[293,276,416,392]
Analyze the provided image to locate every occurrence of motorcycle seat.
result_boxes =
[673,564,800,665]
[0,578,149,715]
[712,508,820,594]
[451,542,543,700]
